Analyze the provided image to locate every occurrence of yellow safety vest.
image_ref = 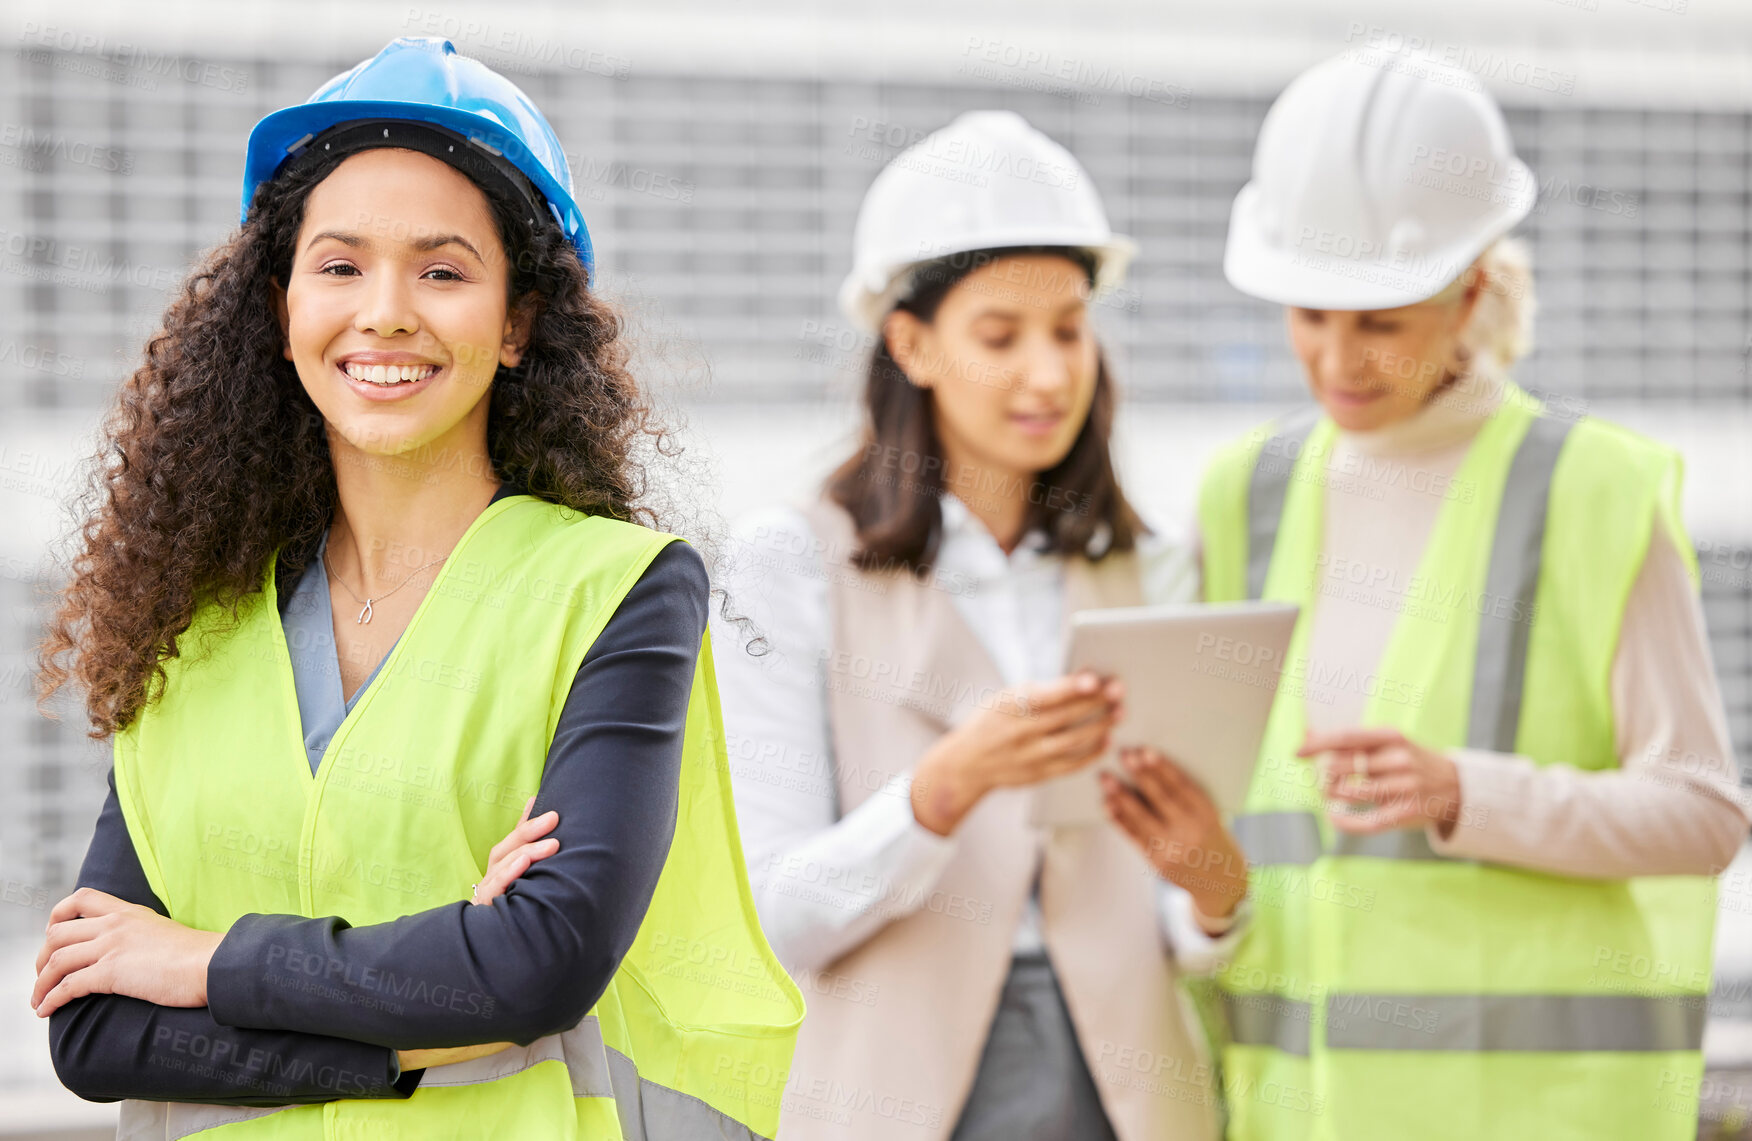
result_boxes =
[1197,381,1716,1140]
[111,494,804,1140]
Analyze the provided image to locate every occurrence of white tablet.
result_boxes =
[1028,600,1300,828]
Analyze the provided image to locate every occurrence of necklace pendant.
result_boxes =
[358,598,374,624]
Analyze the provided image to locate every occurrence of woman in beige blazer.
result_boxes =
[712,110,1247,1141]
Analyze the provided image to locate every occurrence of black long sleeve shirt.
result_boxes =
[49,489,705,1105]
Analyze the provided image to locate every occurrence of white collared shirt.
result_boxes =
[712,492,1246,973]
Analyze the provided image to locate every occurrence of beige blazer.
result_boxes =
[772,498,1220,1141]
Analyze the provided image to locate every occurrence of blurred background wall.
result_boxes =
[0,0,1747,1135]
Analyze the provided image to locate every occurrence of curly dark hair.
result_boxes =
[36,146,673,738]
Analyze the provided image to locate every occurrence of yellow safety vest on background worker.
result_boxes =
[111,494,804,1140]
[1197,380,1717,1141]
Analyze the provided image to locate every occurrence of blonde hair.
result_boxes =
[1438,236,1536,371]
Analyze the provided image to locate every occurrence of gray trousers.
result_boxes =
[949,952,1120,1141]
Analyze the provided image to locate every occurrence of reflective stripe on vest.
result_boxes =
[1232,813,1447,866]
[1244,408,1321,601]
[1237,410,1575,870]
[1222,992,1314,1057]
[1467,413,1573,753]
[1223,992,1706,1055]
[117,1016,770,1141]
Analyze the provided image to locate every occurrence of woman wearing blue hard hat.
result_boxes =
[32,36,801,1140]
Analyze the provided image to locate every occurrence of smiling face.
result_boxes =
[1285,274,1483,432]
[273,148,530,463]
[884,253,1099,481]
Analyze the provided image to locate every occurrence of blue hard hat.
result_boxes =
[241,37,594,275]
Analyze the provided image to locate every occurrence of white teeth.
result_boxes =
[342,362,436,385]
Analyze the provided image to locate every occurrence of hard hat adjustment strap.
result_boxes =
[278,119,547,236]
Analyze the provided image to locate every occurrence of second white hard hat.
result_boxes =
[1224,50,1536,310]
[838,110,1136,334]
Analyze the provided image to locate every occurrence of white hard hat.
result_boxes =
[1224,50,1536,310]
[838,110,1136,334]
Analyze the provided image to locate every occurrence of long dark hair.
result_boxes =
[37,145,670,737]
[825,245,1145,574]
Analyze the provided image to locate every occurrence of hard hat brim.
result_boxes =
[241,100,594,274]
[1222,170,1535,311]
[838,233,1138,336]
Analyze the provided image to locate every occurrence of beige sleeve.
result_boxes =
[1426,522,1750,876]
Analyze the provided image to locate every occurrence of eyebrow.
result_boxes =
[304,230,485,261]
[968,301,1085,321]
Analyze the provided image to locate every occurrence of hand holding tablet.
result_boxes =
[911,670,1127,836]
[1028,601,1299,828]
[1099,744,1252,923]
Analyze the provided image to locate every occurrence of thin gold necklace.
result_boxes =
[321,542,450,625]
